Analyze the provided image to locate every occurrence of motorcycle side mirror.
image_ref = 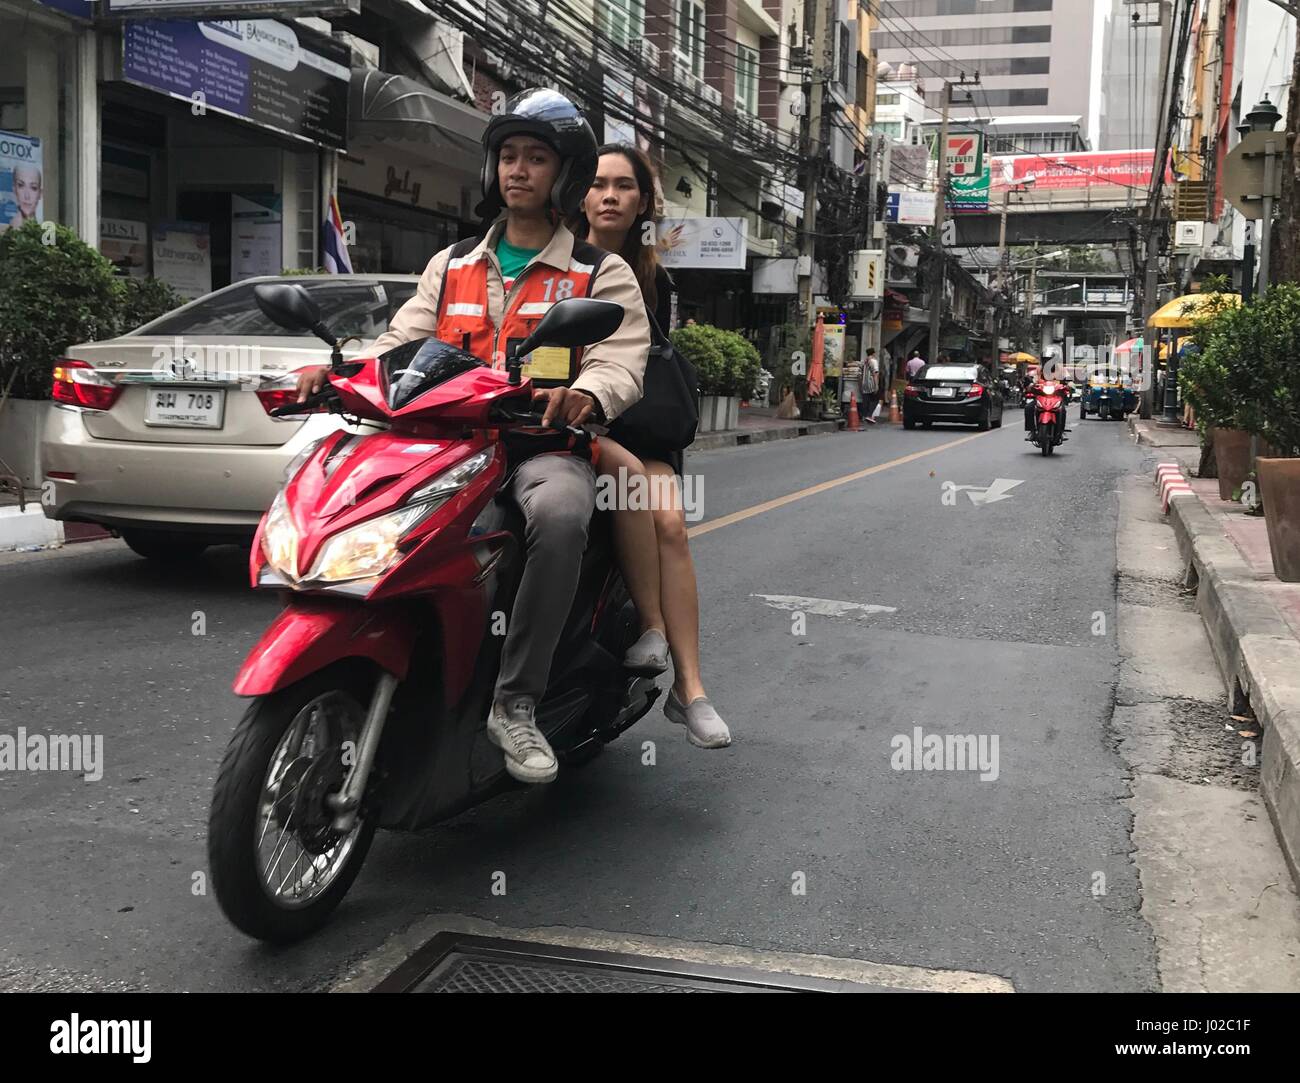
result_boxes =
[515,297,624,357]
[254,283,338,348]
[508,298,625,386]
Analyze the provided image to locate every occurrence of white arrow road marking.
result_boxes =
[751,594,898,617]
[948,478,1024,505]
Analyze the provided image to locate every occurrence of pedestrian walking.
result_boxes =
[860,347,882,424]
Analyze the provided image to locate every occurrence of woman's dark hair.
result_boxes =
[569,142,662,313]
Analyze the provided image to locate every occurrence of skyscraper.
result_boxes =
[1098,0,1163,149]
[871,0,1102,138]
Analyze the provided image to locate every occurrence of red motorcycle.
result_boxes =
[207,283,660,943]
[1026,379,1071,456]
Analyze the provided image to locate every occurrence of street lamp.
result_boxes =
[1238,95,1281,136]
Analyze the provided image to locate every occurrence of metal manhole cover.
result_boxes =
[371,933,905,993]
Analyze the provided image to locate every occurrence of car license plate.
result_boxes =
[932,386,955,398]
[146,387,225,428]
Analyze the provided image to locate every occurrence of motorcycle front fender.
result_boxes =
[233,597,417,697]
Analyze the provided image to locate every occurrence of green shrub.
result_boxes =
[120,276,185,333]
[670,323,761,397]
[1180,286,1300,455]
[0,221,126,400]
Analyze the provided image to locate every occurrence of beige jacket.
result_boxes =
[372,221,649,421]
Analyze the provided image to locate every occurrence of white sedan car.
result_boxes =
[41,274,418,561]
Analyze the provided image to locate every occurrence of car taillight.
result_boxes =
[256,370,327,416]
[966,384,983,397]
[51,359,122,411]
[904,385,921,397]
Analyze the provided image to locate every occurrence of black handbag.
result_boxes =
[607,313,699,453]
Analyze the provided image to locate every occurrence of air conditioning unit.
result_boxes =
[1174,221,1205,249]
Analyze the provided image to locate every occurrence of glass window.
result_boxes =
[142,279,419,340]
[922,365,979,380]
[601,0,645,49]
[736,45,759,115]
[675,0,705,78]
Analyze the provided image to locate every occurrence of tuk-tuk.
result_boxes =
[1080,364,1139,421]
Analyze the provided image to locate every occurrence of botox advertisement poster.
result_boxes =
[0,131,44,235]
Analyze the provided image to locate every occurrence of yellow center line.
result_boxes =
[687,429,999,539]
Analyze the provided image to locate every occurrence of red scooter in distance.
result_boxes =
[208,283,661,943]
[1027,379,1071,456]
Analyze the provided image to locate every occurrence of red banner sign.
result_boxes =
[990,150,1173,191]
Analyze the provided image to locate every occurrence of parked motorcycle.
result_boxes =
[207,283,660,943]
[1027,379,1070,456]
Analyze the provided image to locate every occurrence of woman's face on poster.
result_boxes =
[13,165,42,219]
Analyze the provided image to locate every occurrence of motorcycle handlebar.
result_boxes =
[269,388,339,417]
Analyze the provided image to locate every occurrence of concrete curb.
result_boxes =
[1166,487,1300,892]
[0,504,63,552]
[690,418,843,452]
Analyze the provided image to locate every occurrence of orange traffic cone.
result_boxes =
[889,390,902,424]
[847,392,861,431]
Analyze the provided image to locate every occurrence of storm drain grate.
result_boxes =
[372,933,895,993]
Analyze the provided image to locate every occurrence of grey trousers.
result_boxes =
[494,453,597,704]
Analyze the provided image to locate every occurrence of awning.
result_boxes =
[1149,292,1240,328]
[349,68,487,153]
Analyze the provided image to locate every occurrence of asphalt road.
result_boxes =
[0,412,1158,992]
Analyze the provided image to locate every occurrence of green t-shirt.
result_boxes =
[496,236,541,284]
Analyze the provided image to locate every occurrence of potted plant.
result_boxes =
[1179,291,1266,501]
[671,322,727,432]
[1185,284,1300,579]
[0,222,127,493]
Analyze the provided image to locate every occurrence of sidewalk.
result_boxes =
[690,404,844,451]
[1130,416,1300,891]
[0,491,111,552]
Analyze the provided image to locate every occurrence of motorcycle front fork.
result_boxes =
[326,671,400,833]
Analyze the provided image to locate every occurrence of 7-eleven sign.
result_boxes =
[942,133,983,177]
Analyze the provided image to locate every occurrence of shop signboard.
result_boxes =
[939,133,983,178]
[948,160,990,215]
[885,189,935,226]
[657,217,748,270]
[0,131,43,235]
[100,218,150,278]
[122,19,350,149]
[231,193,282,281]
[107,1,359,16]
[154,221,212,299]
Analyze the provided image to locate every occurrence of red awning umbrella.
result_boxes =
[807,314,825,397]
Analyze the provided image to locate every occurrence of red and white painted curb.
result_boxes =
[1154,463,1193,512]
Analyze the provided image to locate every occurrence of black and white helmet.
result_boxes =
[479,88,598,220]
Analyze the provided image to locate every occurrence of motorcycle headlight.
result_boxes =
[262,488,299,579]
[303,503,432,583]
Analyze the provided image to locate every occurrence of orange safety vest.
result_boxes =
[434,234,609,386]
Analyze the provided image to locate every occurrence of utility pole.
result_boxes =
[799,0,830,330]
[928,74,979,363]
[1139,0,1173,419]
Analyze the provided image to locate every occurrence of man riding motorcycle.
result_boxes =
[295,88,651,785]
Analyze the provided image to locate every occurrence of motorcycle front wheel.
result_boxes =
[208,665,377,943]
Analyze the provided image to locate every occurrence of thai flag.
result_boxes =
[322,194,353,274]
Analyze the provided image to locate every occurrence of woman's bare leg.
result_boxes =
[598,438,665,636]
[644,461,706,702]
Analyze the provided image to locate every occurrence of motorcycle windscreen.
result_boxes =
[380,337,487,410]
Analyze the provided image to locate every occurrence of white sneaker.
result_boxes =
[486,697,557,783]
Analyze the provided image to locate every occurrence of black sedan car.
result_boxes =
[903,363,1004,430]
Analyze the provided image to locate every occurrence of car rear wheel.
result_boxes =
[122,529,210,562]
[977,407,991,431]
[903,415,917,430]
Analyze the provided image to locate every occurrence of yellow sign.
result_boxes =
[521,346,572,382]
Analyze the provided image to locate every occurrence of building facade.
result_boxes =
[871,0,1101,139]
